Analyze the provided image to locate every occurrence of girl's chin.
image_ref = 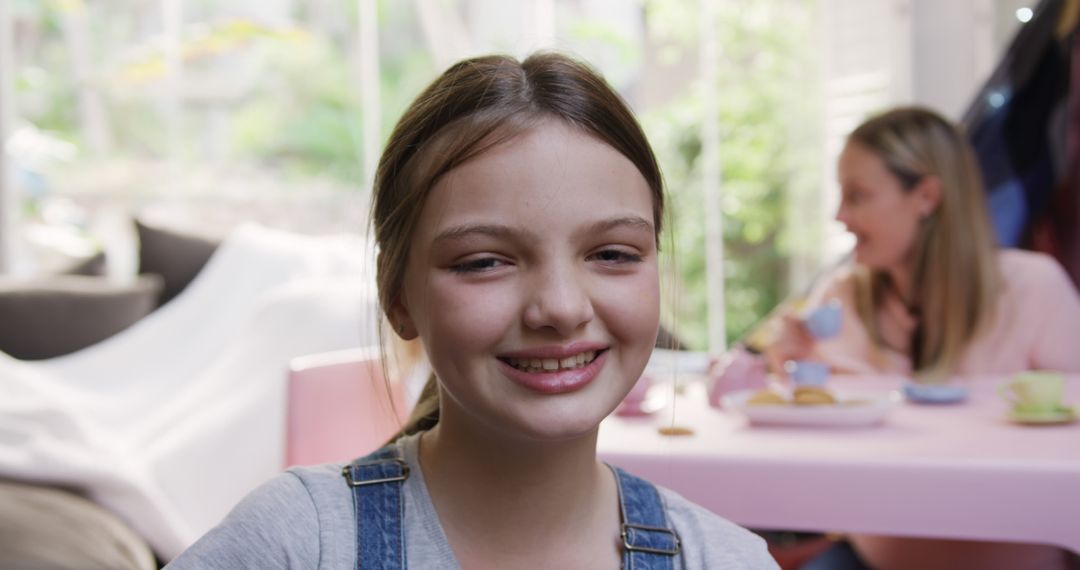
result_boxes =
[523,423,602,443]
[853,252,905,272]
[852,247,884,268]
[498,402,618,443]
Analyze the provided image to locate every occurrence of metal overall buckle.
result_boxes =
[341,457,411,487]
[621,522,682,555]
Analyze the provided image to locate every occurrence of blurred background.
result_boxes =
[0,0,1040,351]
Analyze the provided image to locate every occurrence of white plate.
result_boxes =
[721,389,900,427]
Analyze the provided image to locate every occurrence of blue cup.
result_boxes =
[805,300,843,340]
[786,360,829,386]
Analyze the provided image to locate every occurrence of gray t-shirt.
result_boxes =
[166,433,777,569]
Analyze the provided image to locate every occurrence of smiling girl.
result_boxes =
[166,53,777,569]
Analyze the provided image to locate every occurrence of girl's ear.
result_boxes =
[389,296,419,340]
[914,175,943,218]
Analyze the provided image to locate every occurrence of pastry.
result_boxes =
[793,386,836,405]
[746,389,787,406]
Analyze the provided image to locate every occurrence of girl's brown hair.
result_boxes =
[371,52,665,438]
[847,107,1000,379]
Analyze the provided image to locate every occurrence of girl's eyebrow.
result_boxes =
[582,216,653,236]
[433,223,531,244]
[433,216,654,245]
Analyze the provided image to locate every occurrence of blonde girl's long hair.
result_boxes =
[370,53,666,440]
[848,107,1000,379]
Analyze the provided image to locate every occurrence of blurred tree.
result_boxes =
[642,0,820,350]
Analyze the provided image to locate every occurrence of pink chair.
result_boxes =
[285,347,411,467]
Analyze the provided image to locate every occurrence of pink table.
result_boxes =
[598,375,1080,554]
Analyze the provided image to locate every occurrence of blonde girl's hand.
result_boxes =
[764,313,816,376]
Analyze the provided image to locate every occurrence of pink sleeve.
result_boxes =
[1028,257,1080,373]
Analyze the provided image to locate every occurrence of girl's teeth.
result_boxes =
[508,351,598,372]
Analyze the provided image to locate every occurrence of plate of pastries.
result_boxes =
[721,385,900,427]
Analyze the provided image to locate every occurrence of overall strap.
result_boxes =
[612,465,681,570]
[342,445,411,570]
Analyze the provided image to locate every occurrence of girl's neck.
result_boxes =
[418,413,621,569]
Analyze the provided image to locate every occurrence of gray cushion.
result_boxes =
[62,251,108,277]
[656,324,689,351]
[136,219,220,306]
[0,479,156,570]
[0,275,163,360]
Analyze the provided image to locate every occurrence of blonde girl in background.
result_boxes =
[767,107,1080,570]
[167,53,778,569]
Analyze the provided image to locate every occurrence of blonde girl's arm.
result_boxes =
[763,313,816,376]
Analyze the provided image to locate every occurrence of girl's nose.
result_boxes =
[522,265,594,336]
[834,203,849,226]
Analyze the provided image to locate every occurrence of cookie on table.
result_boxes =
[747,389,788,406]
[793,386,836,405]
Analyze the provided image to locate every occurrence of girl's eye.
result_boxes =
[449,257,506,274]
[589,249,643,265]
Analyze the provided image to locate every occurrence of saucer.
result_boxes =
[902,382,969,404]
[1007,406,1078,425]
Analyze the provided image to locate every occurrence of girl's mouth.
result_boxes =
[500,350,601,373]
[496,349,610,395]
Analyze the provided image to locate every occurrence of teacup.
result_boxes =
[999,371,1065,414]
[804,300,843,340]
[903,381,969,404]
[786,360,829,386]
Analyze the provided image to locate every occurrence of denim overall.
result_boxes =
[342,445,681,569]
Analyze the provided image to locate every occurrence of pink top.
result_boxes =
[809,249,1080,377]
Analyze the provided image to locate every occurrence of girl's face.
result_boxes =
[394,120,660,441]
[835,141,935,271]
